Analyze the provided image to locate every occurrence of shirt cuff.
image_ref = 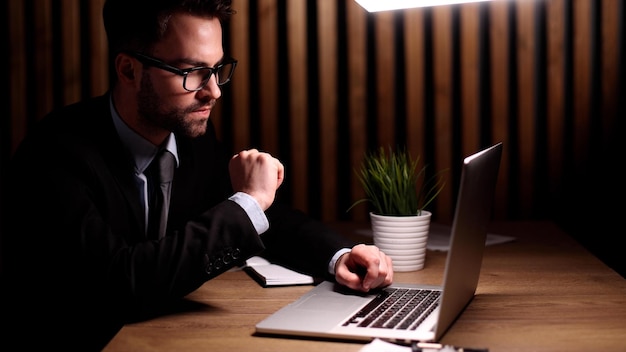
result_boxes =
[328,248,352,275]
[228,192,270,234]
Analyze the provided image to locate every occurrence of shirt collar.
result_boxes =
[109,96,180,174]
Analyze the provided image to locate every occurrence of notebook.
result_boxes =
[255,142,503,344]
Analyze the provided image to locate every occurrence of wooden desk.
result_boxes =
[103,221,626,352]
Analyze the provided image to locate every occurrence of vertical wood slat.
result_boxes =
[601,0,620,147]
[572,1,592,172]
[404,9,426,169]
[286,0,308,212]
[7,0,27,154]
[516,0,537,217]
[257,0,279,154]
[346,1,369,222]
[60,0,82,105]
[374,11,396,149]
[317,1,339,222]
[460,4,482,157]
[489,0,511,220]
[229,0,251,153]
[33,0,54,122]
[88,0,109,96]
[432,6,454,222]
[546,0,566,201]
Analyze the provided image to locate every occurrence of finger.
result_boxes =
[239,148,259,157]
[232,149,254,160]
[336,265,366,291]
[384,255,394,285]
[361,259,382,291]
[276,160,285,187]
[334,254,365,291]
[368,253,393,289]
[362,248,394,290]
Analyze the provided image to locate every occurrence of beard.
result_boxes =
[136,72,215,138]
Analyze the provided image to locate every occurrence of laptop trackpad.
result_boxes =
[256,281,376,333]
[294,293,368,311]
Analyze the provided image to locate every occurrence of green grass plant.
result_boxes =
[348,146,446,216]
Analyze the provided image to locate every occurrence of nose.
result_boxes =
[197,75,222,100]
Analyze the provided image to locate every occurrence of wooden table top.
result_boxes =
[103,221,626,352]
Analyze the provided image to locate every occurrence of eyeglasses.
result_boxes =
[127,51,237,92]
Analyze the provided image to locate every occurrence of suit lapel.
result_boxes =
[93,94,147,235]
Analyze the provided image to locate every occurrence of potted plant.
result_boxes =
[348,146,446,216]
[348,146,446,271]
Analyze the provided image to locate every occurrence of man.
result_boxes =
[0,0,393,350]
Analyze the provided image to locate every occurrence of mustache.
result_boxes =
[185,99,216,113]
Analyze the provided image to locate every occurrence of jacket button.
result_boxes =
[213,258,223,270]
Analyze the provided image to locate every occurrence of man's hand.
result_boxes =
[334,244,394,292]
[229,149,285,210]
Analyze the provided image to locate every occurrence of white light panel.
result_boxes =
[355,0,494,12]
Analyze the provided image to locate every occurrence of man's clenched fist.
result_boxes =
[229,149,285,210]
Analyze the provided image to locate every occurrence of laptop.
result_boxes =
[255,142,503,344]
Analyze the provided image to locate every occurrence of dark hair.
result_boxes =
[103,0,234,55]
[103,0,234,85]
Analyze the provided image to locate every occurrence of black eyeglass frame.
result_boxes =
[126,51,238,91]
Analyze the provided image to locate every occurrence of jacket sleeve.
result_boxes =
[258,203,357,279]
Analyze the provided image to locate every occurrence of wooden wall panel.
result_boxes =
[7,0,27,154]
[229,0,251,152]
[286,0,309,213]
[546,0,566,206]
[572,1,593,173]
[60,0,81,105]
[3,0,624,228]
[346,1,369,222]
[33,0,54,121]
[88,0,109,96]
[374,11,396,149]
[403,9,426,169]
[317,1,339,222]
[256,0,279,154]
[460,4,482,156]
[432,6,454,221]
[516,0,537,217]
[601,0,620,148]
[489,0,511,220]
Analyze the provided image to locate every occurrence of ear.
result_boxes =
[115,53,139,86]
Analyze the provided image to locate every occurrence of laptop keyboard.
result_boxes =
[342,288,440,330]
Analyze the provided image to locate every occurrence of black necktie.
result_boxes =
[147,149,175,239]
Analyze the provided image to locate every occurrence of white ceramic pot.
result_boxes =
[370,211,431,272]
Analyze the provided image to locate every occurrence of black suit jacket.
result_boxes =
[1,93,354,350]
